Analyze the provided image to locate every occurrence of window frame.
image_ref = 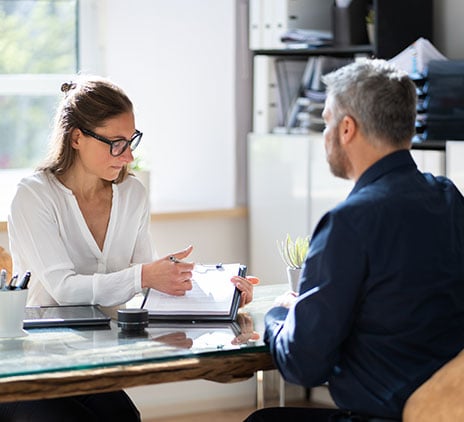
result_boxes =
[0,0,102,221]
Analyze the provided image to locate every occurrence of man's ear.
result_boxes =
[339,115,357,145]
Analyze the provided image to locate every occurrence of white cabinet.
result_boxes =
[410,149,446,177]
[247,132,352,284]
[247,133,455,285]
[446,141,464,195]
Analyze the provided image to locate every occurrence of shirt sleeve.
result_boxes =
[265,211,367,387]
[8,177,150,307]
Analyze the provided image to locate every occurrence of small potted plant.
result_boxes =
[277,234,310,292]
[366,8,375,45]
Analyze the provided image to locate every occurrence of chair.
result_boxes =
[403,349,464,421]
[0,246,12,278]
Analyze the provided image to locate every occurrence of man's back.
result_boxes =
[251,59,464,422]
[326,150,464,416]
[268,150,464,419]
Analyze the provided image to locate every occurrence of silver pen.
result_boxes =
[0,268,7,290]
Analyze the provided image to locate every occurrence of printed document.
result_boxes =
[142,263,246,321]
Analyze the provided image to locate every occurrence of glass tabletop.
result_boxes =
[0,284,287,378]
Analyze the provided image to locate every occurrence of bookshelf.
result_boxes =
[250,0,434,135]
[247,0,439,283]
[253,44,373,58]
[251,0,434,60]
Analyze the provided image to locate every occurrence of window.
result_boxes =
[0,0,78,220]
[0,1,248,220]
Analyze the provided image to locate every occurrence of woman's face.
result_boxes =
[74,112,136,181]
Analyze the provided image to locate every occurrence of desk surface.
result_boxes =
[0,284,286,402]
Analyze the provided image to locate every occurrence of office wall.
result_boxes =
[434,0,464,59]
[98,0,250,213]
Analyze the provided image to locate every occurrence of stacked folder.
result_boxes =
[421,60,464,141]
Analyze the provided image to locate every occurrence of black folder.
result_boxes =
[23,305,111,328]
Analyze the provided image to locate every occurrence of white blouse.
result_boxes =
[8,172,155,307]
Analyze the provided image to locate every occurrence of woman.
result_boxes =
[6,75,254,421]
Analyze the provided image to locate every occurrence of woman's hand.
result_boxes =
[141,245,195,295]
[230,275,260,308]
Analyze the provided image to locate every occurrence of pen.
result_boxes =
[7,273,19,290]
[16,271,31,290]
[0,269,6,290]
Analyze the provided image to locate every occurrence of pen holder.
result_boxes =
[332,0,369,46]
[0,289,29,338]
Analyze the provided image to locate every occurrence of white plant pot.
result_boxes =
[286,267,301,292]
[367,23,375,45]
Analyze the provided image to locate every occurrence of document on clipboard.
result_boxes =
[141,263,247,322]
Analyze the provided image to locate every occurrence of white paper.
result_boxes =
[144,263,241,316]
[388,37,448,74]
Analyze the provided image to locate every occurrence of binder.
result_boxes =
[249,0,263,50]
[262,0,275,49]
[253,55,279,133]
[249,0,332,50]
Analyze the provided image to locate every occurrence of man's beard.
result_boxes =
[327,129,350,180]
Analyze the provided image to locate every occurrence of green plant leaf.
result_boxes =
[277,234,309,269]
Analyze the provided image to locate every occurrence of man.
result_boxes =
[245,59,464,421]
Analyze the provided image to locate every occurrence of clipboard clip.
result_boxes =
[195,263,224,273]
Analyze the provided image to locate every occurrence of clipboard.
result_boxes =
[141,263,247,322]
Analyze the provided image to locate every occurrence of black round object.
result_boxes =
[117,308,149,332]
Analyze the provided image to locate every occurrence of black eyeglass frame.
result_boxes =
[79,127,143,157]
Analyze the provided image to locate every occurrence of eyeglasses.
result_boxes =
[79,127,143,157]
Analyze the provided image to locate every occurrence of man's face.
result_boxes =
[322,97,351,180]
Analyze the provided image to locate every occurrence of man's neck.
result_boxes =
[349,140,407,182]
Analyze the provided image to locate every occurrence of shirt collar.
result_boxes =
[349,149,417,197]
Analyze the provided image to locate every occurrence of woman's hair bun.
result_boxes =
[60,81,77,94]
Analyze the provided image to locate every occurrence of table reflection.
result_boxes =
[0,284,286,379]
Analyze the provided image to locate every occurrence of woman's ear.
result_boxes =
[70,128,81,149]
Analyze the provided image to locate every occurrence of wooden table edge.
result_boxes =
[0,352,275,403]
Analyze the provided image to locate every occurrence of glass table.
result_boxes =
[0,284,287,403]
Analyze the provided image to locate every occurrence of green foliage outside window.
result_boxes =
[0,0,77,169]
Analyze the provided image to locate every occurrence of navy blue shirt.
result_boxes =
[265,150,464,419]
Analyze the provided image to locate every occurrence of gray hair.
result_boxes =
[322,58,417,147]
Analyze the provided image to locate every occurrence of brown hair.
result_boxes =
[38,75,134,183]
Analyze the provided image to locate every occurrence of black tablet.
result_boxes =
[23,305,111,329]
